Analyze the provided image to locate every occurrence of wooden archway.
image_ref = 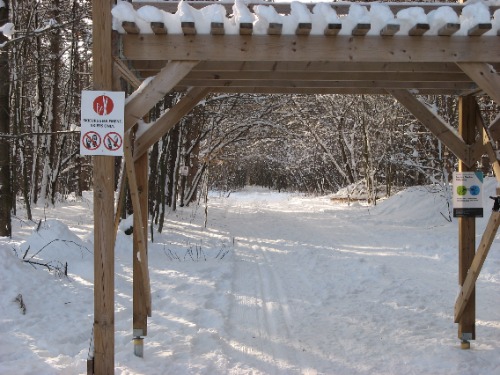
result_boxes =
[91,1,500,373]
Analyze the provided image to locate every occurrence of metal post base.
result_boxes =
[133,337,144,357]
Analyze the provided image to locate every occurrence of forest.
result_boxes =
[0,0,498,238]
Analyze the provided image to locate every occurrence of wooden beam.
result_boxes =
[239,22,253,35]
[211,22,225,35]
[181,21,196,35]
[121,35,500,63]
[351,23,370,36]
[133,151,150,337]
[457,63,500,105]
[380,24,399,36]
[134,87,210,160]
[324,23,341,36]
[113,57,141,89]
[124,60,199,132]
[208,86,466,95]
[123,132,152,315]
[184,70,472,82]
[468,23,492,36]
[181,79,475,91]
[438,23,460,36]
[136,61,470,74]
[389,89,472,166]
[296,23,312,36]
[92,0,115,373]
[455,210,500,322]
[151,21,167,35]
[408,23,429,36]
[457,95,478,346]
[268,23,282,35]
[122,21,140,34]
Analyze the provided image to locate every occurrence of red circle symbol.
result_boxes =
[93,95,114,116]
[82,131,101,150]
[103,132,123,151]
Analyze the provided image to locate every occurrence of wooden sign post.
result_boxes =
[457,95,477,349]
[92,0,115,373]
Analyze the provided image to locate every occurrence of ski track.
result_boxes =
[1,188,500,374]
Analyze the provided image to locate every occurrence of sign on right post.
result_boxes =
[453,171,484,218]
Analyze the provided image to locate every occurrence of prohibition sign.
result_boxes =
[103,132,123,152]
[82,131,101,151]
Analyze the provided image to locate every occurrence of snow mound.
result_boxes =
[373,177,499,226]
[18,219,92,269]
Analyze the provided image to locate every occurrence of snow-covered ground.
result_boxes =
[1,180,499,375]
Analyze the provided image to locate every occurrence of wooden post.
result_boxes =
[457,95,477,349]
[92,0,115,373]
[133,152,149,347]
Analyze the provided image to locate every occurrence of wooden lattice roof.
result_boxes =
[114,1,500,96]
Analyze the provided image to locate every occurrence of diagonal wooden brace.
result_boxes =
[124,60,199,132]
[123,131,152,316]
[455,209,500,322]
[457,63,500,106]
[388,89,473,166]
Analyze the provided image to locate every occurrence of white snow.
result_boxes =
[111,1,500,36]
[0,0,5,8]
[1,181,499,374]
[0,22,14,38]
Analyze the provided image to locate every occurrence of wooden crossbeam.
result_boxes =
[211,22,225,35]
[122,21,140,34]
[380,24,399,36]
[179,79,475,90]
[181,21,196,35]
[455,209,500,322]
[296,23,312,36]
[134,87,211,160]
[457,63,500,105]
[324,23,341,36]
[239,22,253,35]
[184,71,471,82]
[151,21,167,35]
[352,23,370,36]
[123,131,152,316]
[124,60,199,132]
[389,89,472,166]
[438,23,460,36]
[113,57,141,89]
[121,35,500,63]
[408,23,430,36]
[468,23,492,36]
[268,23,283,35]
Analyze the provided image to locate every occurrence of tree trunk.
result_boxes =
[0,2,12,236]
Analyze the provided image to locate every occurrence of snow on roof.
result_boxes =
[112,0,500,36]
